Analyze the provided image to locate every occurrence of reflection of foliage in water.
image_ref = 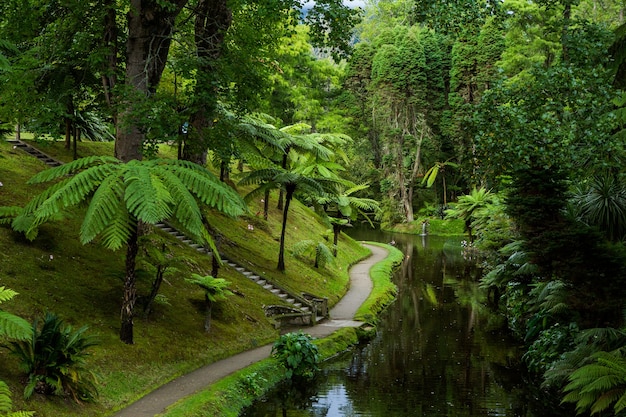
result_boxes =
[243,234,551,416]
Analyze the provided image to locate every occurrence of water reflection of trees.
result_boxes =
[242,236,545,416]
[337,237,528,416]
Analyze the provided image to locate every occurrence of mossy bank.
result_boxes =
[159,243,403,417]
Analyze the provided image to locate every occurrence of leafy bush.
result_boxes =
[8,313,99,403]
[523,322,579,375]
[271,331,319,379]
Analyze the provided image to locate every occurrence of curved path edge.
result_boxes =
[113,243,389,417]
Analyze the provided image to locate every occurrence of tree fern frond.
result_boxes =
[156,172,204,239]
[0,287,18,303]
[292,240,315,257]
[592,389,625,414]
[0,311,32,341]
[239,168,283,186]
[0,207,22,224]
[163,163,246,216]
[97,209,134,251]
[0,380,13,413]
[26,156,118,184]
[35,164,118,220]
[80,175,126,244]
[315,242,335,268]
[123,164,173,223]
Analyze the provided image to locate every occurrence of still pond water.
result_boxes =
[241,229,558,416]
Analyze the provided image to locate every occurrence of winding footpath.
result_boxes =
[113,243,389,417]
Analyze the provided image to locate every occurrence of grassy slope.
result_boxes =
[0,139,370,416]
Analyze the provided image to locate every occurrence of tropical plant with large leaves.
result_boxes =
[8,312,98,403]
[316,183,380,256]
[445,187,495,243]
[5,156,246,344]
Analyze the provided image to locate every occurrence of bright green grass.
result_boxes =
[387,217,465,236]
[0,139,370,416]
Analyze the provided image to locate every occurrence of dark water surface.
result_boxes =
[241,229,543,416]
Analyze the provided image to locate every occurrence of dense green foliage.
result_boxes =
[2,0,626,415]
[271,331,320,379]
[8,313,99,403]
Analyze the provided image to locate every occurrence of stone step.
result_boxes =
[256,280,266,286]
[263,284,273,290]
[277,293,288,299]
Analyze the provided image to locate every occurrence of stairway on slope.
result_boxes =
[6,139,63,167]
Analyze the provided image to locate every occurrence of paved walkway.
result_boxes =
[113,243,389,417]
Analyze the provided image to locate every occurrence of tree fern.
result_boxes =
[7,156,246,344]
[563,351,626,415]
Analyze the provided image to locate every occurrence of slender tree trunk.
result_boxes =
[332,224,340,257]
[64,118,71,149]
[144,265,165,315]
[204,296,213,333]
[277,185,296,271]
[263,189,270,220]
[120,225,140,344]
[277,153,289,210]
[182,0,232,165]
[15,123,20,141]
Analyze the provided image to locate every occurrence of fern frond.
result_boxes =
[292,240,315,257]
[164,163,245,216]
[35,164,118,220]
[27,156,118,184]
[0,380,13,413]
[0,206,22,224]
[0,311,33,341]
[97,209,134,251]
[80,174,126,245]
[239,168,283,186]
[123,163,173,223]
[156,171,204,238]
[315,242,335,268]
[0,287,18,303]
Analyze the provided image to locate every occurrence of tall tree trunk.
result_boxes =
[120,225,140,344]
[263,188,270,220]
[64,118,71,149]
[102,0,118,146]
[182,0,232,165]
[277,184,296,271]
[116,0,187,162]
[15,123,20,141]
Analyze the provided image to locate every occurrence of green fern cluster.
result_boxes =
[8,312,99,403]
[563,350,626,415]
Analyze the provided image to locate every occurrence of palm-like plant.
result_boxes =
[571,174,626,242]
[185,274,233,333]
[292,239,335,268]
[8,312,98,403]
[240,168,338,271]
[316,183,379,256]
[445,187,494,243]
[7,156,246,344]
